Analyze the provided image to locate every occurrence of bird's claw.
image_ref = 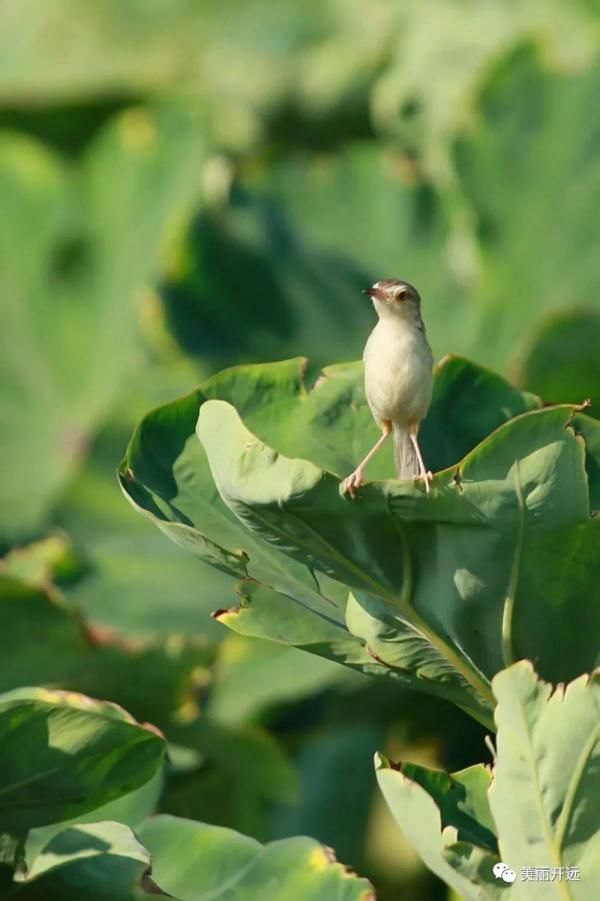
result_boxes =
[342,470,364,499]
[413,470,433,494]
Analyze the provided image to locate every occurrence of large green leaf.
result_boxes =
[15,821,150,890]
[513,309,600,418]
[11,812,375,899]
[19,775,161,887]
[137,814,374,900]
[490,663,600,899]
[376,662,600,900]
[160,186,372,368]
[0,567,306,847]
[195,397,498,725]
[1,824,154,900]
[8,811,376,901]
[454,48,600,375]
[121,354,599,727]
[370,0,595,178]
[0,101,205,540]
[200,397,598,687]
[120,358,349,630]
[262,144,463,363]
[0,687,165,833]
[375,754,503,900]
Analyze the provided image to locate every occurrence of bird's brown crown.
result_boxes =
[364,279,421,304]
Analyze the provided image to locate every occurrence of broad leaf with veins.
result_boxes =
[376,662,600,900]
[120,356,600,729]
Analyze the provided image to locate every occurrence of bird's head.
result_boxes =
[363,279,422,322]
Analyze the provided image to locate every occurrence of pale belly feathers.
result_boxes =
[363,319,433,426]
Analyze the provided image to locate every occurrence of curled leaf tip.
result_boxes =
[141,721,165,740]
[140,871,163,895]
[321,844,338,864]
[374,751,391,770]
[211,607,237,620]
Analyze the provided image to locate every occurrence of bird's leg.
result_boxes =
[409,426,432,494]
[342,420,392,498]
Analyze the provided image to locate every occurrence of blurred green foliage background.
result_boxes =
[0,1,598,898]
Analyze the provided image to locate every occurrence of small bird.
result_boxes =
[342,279,434,497]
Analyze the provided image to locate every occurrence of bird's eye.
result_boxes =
[396,288,407,300]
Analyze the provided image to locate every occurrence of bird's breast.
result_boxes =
[363,320,433,425]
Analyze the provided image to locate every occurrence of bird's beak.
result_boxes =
[363,286,385,301]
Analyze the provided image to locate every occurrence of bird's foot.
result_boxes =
[342,469,365,499]
[413,470,433,494]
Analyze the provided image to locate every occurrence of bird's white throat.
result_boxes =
[372,297,417,325]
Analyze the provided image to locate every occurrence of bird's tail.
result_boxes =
[393,424,418,480]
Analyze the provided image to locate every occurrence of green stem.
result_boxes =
[502,461,525,669]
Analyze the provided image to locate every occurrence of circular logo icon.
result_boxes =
[493,862,516,883]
